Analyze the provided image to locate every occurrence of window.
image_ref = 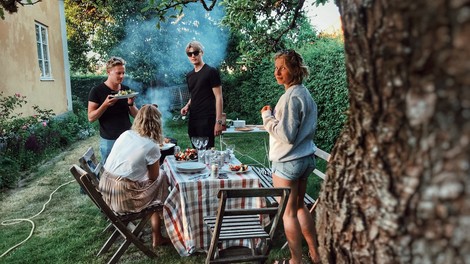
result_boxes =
[35,22,52,79]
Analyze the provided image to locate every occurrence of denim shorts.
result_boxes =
[99,137,116,164]
[272,155,316,181]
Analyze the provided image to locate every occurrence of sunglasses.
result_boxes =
[186,50,200,57]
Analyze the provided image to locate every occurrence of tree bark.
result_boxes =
[316,0,470,263]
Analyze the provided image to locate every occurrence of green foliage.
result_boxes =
[70,75,107,107]
[301,37,349,152]
[65,0,149,74]
[0,91,27,123]
[0,155,19,188]
[221,1,312,65]
[0,93,96,189]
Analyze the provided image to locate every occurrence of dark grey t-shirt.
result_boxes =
[186,64,221,119]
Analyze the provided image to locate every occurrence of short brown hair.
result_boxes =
[274,50,309,85]
[106,57,126,71]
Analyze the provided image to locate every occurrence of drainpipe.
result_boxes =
[58,0,73,112]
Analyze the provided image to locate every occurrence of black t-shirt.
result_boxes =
[88,83,132,140]
[186,64,221,119]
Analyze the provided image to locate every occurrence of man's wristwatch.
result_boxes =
[216,119,223,125]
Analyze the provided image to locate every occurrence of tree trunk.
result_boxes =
[316,0,470,263]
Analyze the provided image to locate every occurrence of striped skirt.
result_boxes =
[99,170,170,214]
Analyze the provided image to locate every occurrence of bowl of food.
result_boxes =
[174,148,198,161]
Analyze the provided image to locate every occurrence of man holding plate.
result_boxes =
[88,56,138,163]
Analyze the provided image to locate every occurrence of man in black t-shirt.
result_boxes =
[88,57,138,163]
[180,41,224,149]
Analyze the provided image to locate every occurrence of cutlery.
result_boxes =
[189,173,209,181]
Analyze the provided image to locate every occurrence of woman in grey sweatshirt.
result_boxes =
[261,50,320,264]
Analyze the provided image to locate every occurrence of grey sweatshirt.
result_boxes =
[262,84,317,162]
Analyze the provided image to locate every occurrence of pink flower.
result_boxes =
[15,93,21,97]
[42,122,47,127]
[22,125,27,130]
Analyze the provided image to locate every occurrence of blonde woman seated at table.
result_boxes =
[99,104,170,248]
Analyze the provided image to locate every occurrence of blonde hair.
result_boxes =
[274,50,309,85]
[132,104,163,144]
[185,41,204,52]
[106,56,126,71]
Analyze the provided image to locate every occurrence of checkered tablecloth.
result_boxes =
[163,156,265,256]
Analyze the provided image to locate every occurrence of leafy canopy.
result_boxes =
[143,0,329,65]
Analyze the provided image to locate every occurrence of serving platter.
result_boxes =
[110,92,139,99]
[235,127,254,132]
[224,166,251,173]
[226,164,251,173]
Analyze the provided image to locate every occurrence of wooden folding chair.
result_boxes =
[203,187,290,264]
[70,165,162,264]
[78,147,103,188]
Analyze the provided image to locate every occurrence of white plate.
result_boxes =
[176,162,206,173]
[160,143,175,151]
[110,92,139,99]
[176,159,198,163]
[225,166,251,173]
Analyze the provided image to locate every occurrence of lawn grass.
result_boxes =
[0,119,324,264]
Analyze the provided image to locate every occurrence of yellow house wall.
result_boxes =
[0,0,70,118]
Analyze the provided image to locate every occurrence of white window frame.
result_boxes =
[35,22,53,80]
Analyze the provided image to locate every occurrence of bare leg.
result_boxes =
[273,174,303,264]
[297,178,320,263]
[151,212,168,248]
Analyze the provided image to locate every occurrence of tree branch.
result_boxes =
[1,0,42,17]
[199,0,217,11]
[271,0,305,49]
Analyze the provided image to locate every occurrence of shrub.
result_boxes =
[70,75,106,107]
[0,93,95,189]
[0,155,19,188]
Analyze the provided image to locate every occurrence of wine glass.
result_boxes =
[200,137,209,150]
[191,137,202,150]
[226,144,235,155]
[226,144,235,161]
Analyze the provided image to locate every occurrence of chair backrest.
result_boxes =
[205,187,290,263]
[313,147,330,180]
[218,188,290,239]
[78,147,103,187]
[70,165,109,216]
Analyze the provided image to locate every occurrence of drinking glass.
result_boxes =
[226,144,235,155]
[174,146,181,155]
[200,137,209,150]
[191,137,201,149]
[226,144,235,160]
